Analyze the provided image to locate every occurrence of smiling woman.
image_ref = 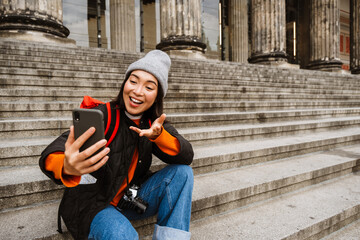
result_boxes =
[39,49,194,240]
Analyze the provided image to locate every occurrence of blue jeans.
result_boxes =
[88,164,194,240]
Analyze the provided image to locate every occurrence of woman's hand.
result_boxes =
[130,113,166,140]
[63,126,110,176]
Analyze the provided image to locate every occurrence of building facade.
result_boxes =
[0,0,359,74]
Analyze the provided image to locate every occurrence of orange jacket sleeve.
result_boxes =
[44,152,81,187]
[151,127,181,156]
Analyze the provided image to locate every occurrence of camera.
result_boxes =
[117,185,148,214]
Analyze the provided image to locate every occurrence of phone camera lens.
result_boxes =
[74,111,80,121]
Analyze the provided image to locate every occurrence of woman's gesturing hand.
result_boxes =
[63,126,110,176]
[129,113,166,140]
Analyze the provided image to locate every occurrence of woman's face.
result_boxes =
[122,70,159,116]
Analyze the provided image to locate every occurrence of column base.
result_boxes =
[0,30,76,46]
[248,52,288,64]
[0,13,70,38]
[351,67,360,74]
[307,59,343,72]
[156,36,206,53]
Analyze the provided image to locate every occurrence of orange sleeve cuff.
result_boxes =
[45,152,81,187]
[151,127,181,156]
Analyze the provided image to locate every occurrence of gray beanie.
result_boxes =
[125,50,171,97]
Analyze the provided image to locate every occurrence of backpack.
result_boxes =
[80,96,120,147]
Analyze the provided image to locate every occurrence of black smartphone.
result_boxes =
[72,108,105,156]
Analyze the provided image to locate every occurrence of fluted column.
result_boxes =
[0,0,73,43]
[308,0,342,71]
[229,0,248,63]
[110,0,136,51]
[156,0,206,54]
[351,0,360,74]
[249,0,287,64]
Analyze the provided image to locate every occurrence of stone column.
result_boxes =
[249,0,287,64]
[110,0,136,51]
[229,0,248,63]
[0,0,74,44]
[156,0,206,57]
[351,0,360,74]
[308,0,342,71]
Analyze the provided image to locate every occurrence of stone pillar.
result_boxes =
[229,0,248,63]
[0,0,74,44]
[308,0,342,71]
[351,0,360,74]
[156,0,206,57]
[110,0,136,51]
[249,0,287,64]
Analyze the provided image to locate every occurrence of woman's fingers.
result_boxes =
[82,155,109,175]
[65,126,75,149]
[71,127,96,150]
[156,114,166,125]
[78,138,107,160]
[129,126,142,135]
[129,114,166,139]
[63,127,109,176]
[80,145,110,168]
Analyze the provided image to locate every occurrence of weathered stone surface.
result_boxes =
[0,0,74,45]
[249,0,287,64]
[229,0,248,63]
[0,39,360,240]
[156,0,206,54]
[110,0,136,51]
[308,0,342,71]
[351,0,360,74]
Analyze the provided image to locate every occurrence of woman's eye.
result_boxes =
[130,80,137,84]
[146,86,154,91]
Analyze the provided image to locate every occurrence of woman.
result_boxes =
[39,50,194,240]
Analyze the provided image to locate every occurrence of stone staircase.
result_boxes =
[0,39,359,240]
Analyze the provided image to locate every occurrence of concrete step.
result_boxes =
[2,109,360,139]
[0,117,360,167]
[2,65,359,93]
[0,108,360,137]
[0,40,356,84]
[1,144,359,239]
[0,165,64,211]
[1,58,356,86]
[190,171,360,240]
[2,124,359,189]
[2,88,360,102]
[2,98,360,118]
[169,108,360,126]
[2,114,360,146]
[158,127,360,175]
[3,74,360,95]
[0,136,56,167]
[181,116,360,146]
[322,218,360,240]
[0,67,122,81]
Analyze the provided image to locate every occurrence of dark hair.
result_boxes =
[110,76,164,122]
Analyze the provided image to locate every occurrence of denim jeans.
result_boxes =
[88,164,194,240]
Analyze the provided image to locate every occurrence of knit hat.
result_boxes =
[125,50,171,97]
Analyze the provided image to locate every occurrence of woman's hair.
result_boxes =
[110,76,164,122]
